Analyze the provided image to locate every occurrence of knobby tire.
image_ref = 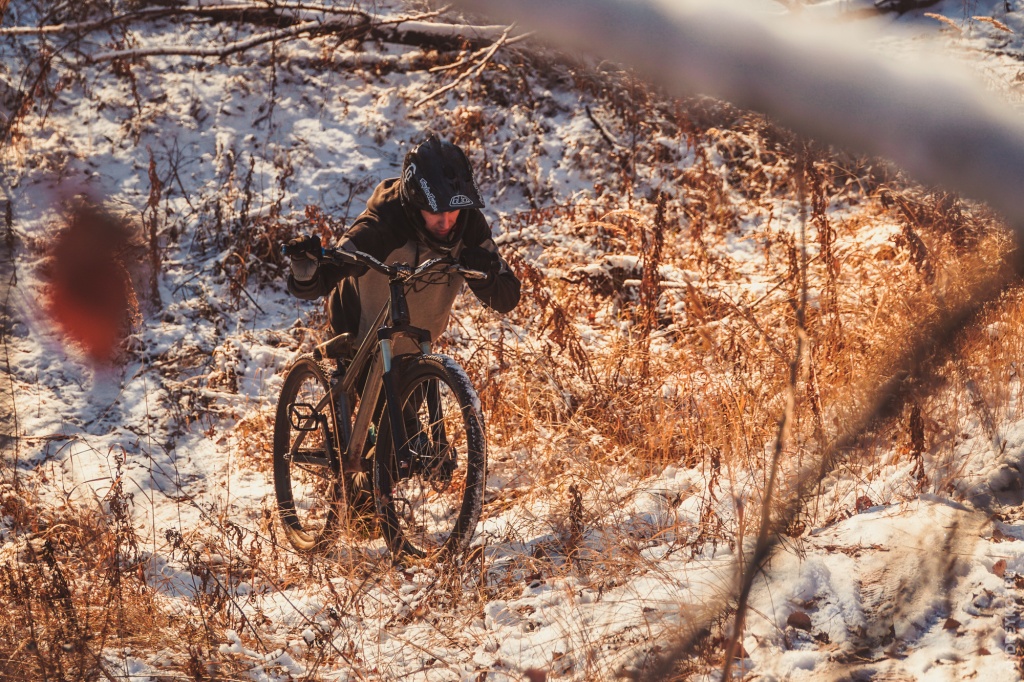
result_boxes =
[374,354,487,559]
[273,355,344,552]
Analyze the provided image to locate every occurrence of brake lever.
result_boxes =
[456,266,488,281]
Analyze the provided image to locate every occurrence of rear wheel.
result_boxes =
[273,356,343,552]
[374,355,487,559]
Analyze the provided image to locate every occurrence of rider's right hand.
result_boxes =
[285,235,322,282]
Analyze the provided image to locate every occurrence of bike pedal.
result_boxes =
[288,403,322,432]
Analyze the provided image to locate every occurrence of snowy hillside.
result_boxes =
[4,1,1024,680]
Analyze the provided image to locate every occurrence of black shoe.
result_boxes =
[318,333,353,366]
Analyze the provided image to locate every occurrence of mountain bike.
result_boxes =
[273,247,489,560]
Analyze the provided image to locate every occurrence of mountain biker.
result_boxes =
[285,133,521,359]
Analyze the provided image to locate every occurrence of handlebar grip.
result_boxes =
[322,247,389,273]
[282,241,324,258]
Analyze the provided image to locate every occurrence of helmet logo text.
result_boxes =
[449,194,474,208]
[419,178,438,212]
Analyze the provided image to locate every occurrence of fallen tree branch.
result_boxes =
[90,16,358,61]
[0,3,370,37]
[874,0,942,14]
[371,19,521,51]
[7,3,516,60]
[86,14,517,63]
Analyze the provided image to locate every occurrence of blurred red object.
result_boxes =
[45,200,136,362]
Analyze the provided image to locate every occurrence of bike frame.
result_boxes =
[307,249,481,478]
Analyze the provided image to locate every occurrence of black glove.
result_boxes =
[459,246,500,282]
[284,235,322,282]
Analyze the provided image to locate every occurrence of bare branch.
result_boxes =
[414,24,519,108]
[585,104,624,150]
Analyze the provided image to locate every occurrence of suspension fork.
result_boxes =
[380,338,412,462]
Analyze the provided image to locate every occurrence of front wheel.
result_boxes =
[273,356,343,552]
[374,355,487,559]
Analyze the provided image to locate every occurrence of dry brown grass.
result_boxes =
[6,47,1024,681]
[439,104,1022,676]
[0,479,257,681]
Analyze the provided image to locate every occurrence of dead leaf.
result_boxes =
[787,611,813,631]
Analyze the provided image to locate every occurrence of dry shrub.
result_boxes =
[0,481,159,680]
[0,473,286,681]
[461,98,1018,561]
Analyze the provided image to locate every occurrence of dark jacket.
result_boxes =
[288,179,521,353]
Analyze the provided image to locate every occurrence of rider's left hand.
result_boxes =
[458,245,500,282]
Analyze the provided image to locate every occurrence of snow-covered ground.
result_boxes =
[4,1,1024,680]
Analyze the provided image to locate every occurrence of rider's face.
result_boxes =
[421,210,460,241]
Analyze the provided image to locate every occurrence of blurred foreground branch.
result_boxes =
[452,0,1024,676]
[453,0,1024,234]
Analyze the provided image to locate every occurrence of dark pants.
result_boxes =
[327,278,361,336]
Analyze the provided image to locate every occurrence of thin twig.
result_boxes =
[414,24,518,108]
[238,284,266,314]
[428,31,531,72]
[586,104,624,150]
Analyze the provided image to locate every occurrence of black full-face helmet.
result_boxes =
[400,134,484,253]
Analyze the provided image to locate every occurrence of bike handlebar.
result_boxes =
[320,246,488,282]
